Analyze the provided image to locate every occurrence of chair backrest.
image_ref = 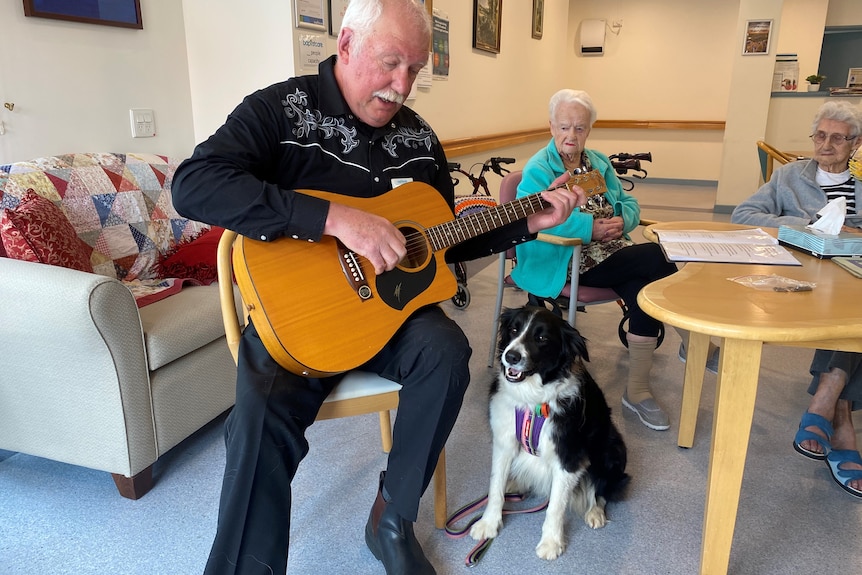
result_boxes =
[499,171,523,259]
[217,229,243,363]
[756,140,796,182]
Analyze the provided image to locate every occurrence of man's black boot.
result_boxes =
[364,472,436,575]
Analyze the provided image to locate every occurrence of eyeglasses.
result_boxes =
[810,131,856,145]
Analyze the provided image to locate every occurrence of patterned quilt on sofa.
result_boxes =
[0,152,209,304]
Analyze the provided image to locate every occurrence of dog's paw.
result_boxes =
[584,506,607,529]
[535,535,565,560]
[469,517,502,541]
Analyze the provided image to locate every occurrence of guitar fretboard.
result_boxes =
[426,194,549,251]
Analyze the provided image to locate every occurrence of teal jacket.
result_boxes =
[511,140,641,298]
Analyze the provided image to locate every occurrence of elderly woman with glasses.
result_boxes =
[732,100,862,500]
[732,100,862,230]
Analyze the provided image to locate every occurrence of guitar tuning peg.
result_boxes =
[3,103,14,111]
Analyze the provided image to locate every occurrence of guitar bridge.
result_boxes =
[336,240,373,301]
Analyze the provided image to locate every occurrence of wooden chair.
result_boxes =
[487,170,656,366]
[756,140,797,182]
[216,229,448,528]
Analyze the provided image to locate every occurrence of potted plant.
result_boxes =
[805,74,826,91]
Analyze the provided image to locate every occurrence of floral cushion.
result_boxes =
[0,153,207,281]
[0,189,93,272]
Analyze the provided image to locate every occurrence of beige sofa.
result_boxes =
[0,153,237,498]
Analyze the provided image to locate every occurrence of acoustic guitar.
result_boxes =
[232,175,599,378]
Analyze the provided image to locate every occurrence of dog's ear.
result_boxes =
[561,321,589,363]
[499,306,518,328]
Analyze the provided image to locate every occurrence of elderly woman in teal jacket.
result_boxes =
[512,89,711,431]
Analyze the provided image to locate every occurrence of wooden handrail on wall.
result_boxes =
[441,120,726,158]
[442,128,549,158]
[593,119,725,131]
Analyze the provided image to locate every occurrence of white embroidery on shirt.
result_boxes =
[381,117,434,158]
[282,89,359,154]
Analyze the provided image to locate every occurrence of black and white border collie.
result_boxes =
[470,306,629,560]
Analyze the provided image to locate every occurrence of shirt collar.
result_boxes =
[317,55,350,117]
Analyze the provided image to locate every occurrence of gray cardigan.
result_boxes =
[731,159,862,228]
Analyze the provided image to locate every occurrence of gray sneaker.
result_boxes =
[678,342,719,375]
[622,392,670,431]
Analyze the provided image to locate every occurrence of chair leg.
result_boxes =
[488,253,507,367]
[378,410,393,453]
[432,448,447,529]
[377,409,446,527]
[111,465,154,500]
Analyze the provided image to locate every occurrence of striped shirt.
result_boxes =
[817,168,855,213]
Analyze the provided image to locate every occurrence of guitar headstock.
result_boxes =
[565,171,607,197]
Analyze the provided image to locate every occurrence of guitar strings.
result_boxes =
[342,193,549,270]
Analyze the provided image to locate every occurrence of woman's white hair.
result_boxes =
[341,0,430,56]
[549,89,597,126]
[812,100,862,138]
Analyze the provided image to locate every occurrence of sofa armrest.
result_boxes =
[0,258,157,476]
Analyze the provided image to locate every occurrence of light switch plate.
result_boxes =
[129,108,156,138]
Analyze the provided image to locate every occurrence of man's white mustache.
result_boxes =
[373,90,405,105]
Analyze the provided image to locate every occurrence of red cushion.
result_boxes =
[155,226,225,284]
[0,189,93,272]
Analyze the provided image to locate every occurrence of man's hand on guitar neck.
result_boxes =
[323,202,407,275]
[527,172,585,234]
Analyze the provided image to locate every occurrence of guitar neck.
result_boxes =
[427,193,549,251]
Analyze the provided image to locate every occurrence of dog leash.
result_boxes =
[444,493,549,566]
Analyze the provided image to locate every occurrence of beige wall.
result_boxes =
[561,0,737,182]
[1,0,860,209]
[182,0,296,145]
[180,0,861,191]
[0,0,195,162]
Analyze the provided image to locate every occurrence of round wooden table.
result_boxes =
[639,221,862,575]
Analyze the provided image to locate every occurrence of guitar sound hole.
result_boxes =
[397,224,430,270]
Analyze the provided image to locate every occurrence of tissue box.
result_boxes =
[778,224,862,258]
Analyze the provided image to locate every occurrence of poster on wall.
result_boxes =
[298,34,326,73]
[432,10,450,80]
[416,54,432,89]
[295,0,325,31]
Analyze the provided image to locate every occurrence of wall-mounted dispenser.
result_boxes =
[580,19,606,55]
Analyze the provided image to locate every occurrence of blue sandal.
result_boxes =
[826,450,862,499]
[793,412,833,460]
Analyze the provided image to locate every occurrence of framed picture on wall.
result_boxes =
[473,0,502,54]
[328,0,349,36]
[532,0,543,40]
[295,0,326,31]
[742,20,772,55]
[22,0,142,29]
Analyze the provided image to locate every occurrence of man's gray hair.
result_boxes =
[812,101,862,138]
[341,0,430,56]
[548,89,597,127]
